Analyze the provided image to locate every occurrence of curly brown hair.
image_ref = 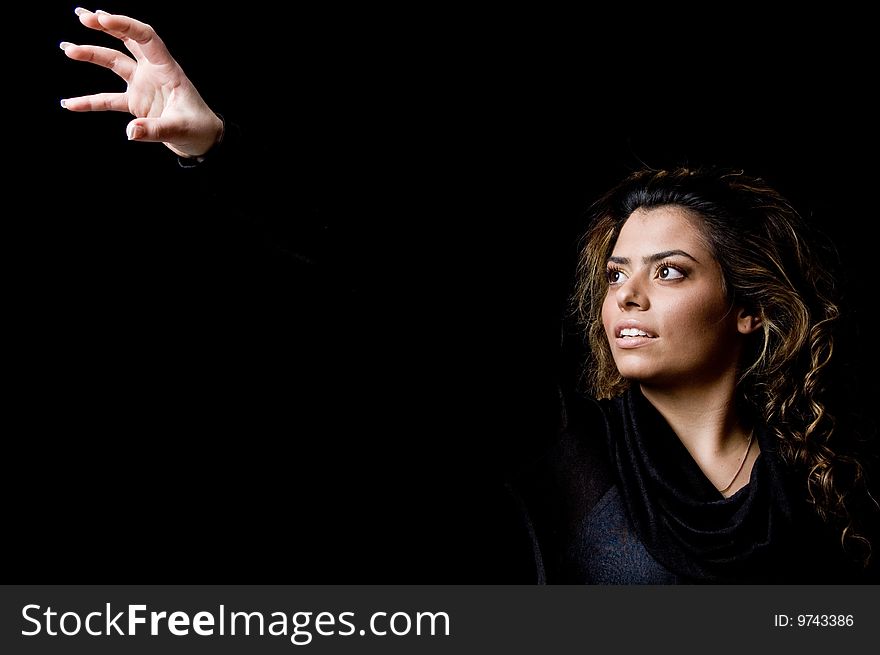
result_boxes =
[573,167,877,566]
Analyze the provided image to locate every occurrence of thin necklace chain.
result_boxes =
[718,430,755,494]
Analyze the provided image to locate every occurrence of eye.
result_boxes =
[606,267,628,285]
[657,264,685,280]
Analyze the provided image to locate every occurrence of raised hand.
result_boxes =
[60,7,223,159]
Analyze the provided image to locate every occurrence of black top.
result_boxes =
[509,386,875,584]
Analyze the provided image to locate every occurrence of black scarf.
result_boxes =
[604,386,809,582]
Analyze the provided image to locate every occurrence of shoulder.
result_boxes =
[509,391,614,504]
[506,390,618,582]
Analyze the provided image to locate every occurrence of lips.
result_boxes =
[612,320,658,349]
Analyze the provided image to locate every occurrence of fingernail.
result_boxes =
[127,123,143,140]
[74,7,89,16]
[95,9,110,15]
[59,41,74,51]
[60,99,69,109]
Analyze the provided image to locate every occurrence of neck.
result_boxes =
[639,373,749,456]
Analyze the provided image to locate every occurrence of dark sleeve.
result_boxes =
[172,114,350,287]
[506,389,615,584]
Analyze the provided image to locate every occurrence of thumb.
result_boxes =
[126,117,184,144]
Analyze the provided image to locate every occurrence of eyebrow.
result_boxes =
[607,249,701,266]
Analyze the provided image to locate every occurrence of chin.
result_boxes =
[612,358,659,382]
[617,373,655,386]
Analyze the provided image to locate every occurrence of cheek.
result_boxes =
[665,293,733,342]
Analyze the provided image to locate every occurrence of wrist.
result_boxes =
[199,112,225,155]
[179,113,225,162]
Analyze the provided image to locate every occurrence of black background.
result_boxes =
[15,2,877,582]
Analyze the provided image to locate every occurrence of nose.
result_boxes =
[615,275,648,311]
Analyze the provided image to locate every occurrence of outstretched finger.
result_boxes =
[59,42,137,82]
[74,8,173,66]
[60,92,128,113]
[74,7,104,32]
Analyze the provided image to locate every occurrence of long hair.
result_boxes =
[573,167,877,566]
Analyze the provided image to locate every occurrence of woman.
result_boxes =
[60,9,878,583]
[511,168,879,583]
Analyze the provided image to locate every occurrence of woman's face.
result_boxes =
[601,206,745,389]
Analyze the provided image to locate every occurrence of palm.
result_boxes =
[126,55,181,120]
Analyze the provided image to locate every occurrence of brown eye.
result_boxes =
[658,265,684,280]
[606,268,628,285]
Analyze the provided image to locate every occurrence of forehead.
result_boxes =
[612,206,711,255]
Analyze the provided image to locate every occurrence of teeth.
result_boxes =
[620,328,650,337]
